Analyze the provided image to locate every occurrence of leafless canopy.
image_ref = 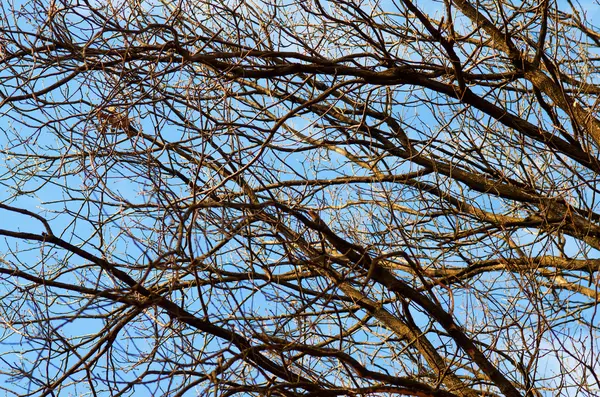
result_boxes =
[0,0,599,396]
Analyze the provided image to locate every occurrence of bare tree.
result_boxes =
[0,0,599,396]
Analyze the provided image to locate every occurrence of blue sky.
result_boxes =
[1,0,600,396]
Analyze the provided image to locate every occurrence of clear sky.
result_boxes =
[0,0,599,396]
